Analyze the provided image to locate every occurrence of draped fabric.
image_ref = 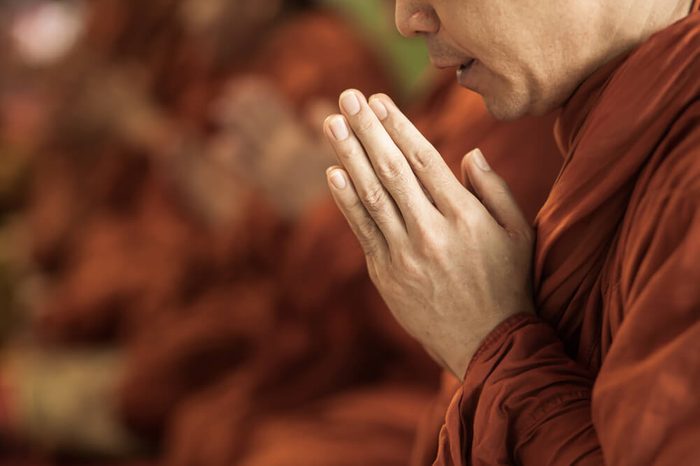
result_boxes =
[431,7,700,466]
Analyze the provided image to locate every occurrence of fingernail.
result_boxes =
[329,169,347,190]
[471,149,491,171]
[329,116,349,141]
[340,91,361,116]
[369,98,388,120]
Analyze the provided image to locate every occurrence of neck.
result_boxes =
[590,0,692,73]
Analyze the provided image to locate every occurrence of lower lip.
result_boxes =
[456,60,477,87]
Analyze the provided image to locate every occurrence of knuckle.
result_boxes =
[401,255,421,281]
[360,186,387,212]
[356,215,378,240]
[455,206,481,231]
[376,157,404,181]
[486,174,514,200]
[390,118,410,136]
[395,252,421,279]
[411,147,437,172]
[346,193,366,213]
[355,114,375,133]
[337,145,361,164]
[416,230,445,258]
[494,176,512,196]
[359,238,379,260]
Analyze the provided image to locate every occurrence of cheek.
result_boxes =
[479,69,535,120]
[469,58,522,100]
[438,5,541,117]
[477,32,541,106]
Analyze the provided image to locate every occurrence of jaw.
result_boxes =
[482,95,530,121]
[487,62,579,120]
[463,68,534,121]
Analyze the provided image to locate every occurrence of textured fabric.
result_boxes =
[431,8,700,466]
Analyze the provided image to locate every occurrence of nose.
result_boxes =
[395,1,440,38]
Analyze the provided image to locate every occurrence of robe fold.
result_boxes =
[431,6,700,466]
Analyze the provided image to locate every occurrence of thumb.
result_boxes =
[462,148,529,234]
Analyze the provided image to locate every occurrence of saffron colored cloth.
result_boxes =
[431,8,700,466]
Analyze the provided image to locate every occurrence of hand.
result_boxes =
[212,76,335,218]
[323,90,535,379]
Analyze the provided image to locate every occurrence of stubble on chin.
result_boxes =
[481,89,532,122]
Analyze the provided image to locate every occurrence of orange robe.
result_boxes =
[116,9,391,439]
[23,2,391,453]
[431,7,700,465]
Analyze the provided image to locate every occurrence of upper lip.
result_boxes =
[430,58,475,69]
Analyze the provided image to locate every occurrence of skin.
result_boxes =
[395,0,693,120]
[324,0,694,379]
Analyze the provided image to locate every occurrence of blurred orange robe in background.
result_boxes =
[24,5,392,462]
[429,7,700,466]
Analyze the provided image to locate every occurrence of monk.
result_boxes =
[323,0,700,465]
[0,0,391,459]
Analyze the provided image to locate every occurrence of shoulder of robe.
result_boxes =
[584,14,700,204]
[617,101,700,302]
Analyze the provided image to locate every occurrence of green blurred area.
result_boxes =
[321,0,430,100]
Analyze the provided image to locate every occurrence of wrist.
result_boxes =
[452,311,537,381]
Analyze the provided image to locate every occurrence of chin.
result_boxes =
[481,94,531,122]
[481,83,565,121]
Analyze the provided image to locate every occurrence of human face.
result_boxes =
[394,0,687,120]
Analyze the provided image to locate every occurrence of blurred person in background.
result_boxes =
[0,0,392,459]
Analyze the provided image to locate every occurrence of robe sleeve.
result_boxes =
[434,166,700,465]
[434,313,602,465]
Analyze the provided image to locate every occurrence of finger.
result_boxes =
[326,166,389,261]
[462,149,530,234]
[367,93,473,215]
[337,90,437,226]
[324,113,407,245]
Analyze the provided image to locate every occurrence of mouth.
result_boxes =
[456,59,477,86]
[431,56,474,69]
[457,59,475,74]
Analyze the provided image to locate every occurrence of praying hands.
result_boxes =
[323,90,535,379]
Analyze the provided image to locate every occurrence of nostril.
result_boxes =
[410,9,441,36]
[394,11,414,38]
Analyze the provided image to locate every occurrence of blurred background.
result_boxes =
[0,1,562,465]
